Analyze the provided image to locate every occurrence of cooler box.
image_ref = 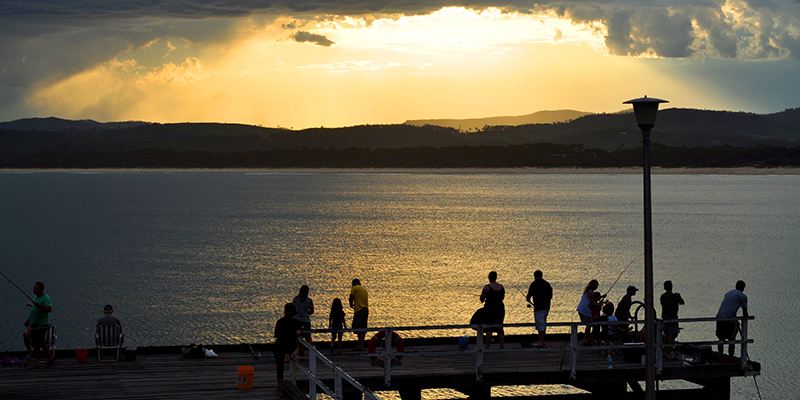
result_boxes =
[622,344,645,363]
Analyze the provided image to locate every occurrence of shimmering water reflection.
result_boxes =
[1,172,798,399]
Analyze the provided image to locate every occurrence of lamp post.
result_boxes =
[623,95,668,400]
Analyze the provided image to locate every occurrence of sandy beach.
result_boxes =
[1,167,799,175]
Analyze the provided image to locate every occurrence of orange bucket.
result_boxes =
[237,366,254,390]
[76,349,88,363]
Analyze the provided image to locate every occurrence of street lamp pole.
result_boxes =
[623,95,668,400]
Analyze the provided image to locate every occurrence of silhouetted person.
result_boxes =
[526,269,553,347]
[96,304,124,346]
[660,280,685,359]
[715,280,748,363]
[615,285,638,329]
[349,279,369,350]
[28,281,54,368]
[292,285,314,355]
[480,271,505,348]
[274,303,302,397]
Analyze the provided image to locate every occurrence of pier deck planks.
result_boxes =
[0,340,758,399]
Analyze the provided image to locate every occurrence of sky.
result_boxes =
[1,0,799,129]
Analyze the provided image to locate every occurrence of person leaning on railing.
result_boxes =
[715,280,748,363]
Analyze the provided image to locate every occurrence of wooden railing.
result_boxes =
[290,315,755,399]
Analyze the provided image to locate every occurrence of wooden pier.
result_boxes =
[0,320,759,400]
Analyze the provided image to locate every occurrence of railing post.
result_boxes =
[476,325,484,382]
[384,327,392,386]
[740,316,748,371]
[335,369,343,400]
[310,347,317,400]
[655,319,663,375]
[570,323,577,380]
[290,339,297,384]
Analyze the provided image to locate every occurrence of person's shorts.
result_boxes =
[330,323,344,334]
[615,315,630,331]
[716,321,738,340]
[662,322,679,338]
[534,310,549,332]
[352,308,369,330]
[579,313,593,324]
[30,326,48,348]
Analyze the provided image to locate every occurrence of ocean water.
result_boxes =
[1,171,798,398]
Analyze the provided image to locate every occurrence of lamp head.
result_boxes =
[623,95,668,131]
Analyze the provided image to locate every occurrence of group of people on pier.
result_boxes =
[472,270,749,365]
[17,272,748,398]
[272,278,369,397]
[18,281,124,369]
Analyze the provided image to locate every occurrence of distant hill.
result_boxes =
[404,110,591,131]
[2,107,800,166]
[0,117,148,132]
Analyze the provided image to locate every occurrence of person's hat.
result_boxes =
[104,304,113,311]
[626,285,639,292]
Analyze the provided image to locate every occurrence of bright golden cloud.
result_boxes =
[23,7,792,128]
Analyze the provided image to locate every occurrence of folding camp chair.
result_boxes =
[96,325,123,361]
[23,324,56,366]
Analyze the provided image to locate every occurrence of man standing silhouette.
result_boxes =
[715,280,748,363]
[660,280,685,360]
[28,281,54,368]
[349,279,369,350]
[526,270,553,347]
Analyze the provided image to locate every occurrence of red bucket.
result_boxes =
[76,349,88,363]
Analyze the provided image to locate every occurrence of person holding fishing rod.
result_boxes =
[576,279,604,345]
[614,285,638,330]
[27,281,54,368]
[526,270,553,348]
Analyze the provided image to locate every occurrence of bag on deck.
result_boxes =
[470,308,486,326]
[182,344,205,359]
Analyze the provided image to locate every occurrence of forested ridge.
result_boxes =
[2,107,800,168]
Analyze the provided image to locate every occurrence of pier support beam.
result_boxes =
[398,388,422,400]
[689,378,730,400]
[456,384,492,400]
[573,381,627,396]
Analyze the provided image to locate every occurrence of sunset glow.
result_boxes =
[3,2,800,128]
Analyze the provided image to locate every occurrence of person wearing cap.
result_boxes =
[96,304,124,345]
[526,270,553,348]
[614,285,638,330]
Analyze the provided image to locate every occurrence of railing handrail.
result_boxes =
[291,339,380,400]
[289,315,754,396]
[302,315,755,334]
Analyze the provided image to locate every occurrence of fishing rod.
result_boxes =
[602,253,644,298]
[246,343,262,360]
[514,287,534,308]
[0,270,34,303]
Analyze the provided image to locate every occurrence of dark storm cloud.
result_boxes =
[292,31,335,47]
[3,1,800,60]
[2,0,800,119]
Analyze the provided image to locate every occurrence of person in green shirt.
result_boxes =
[28,281,54,368]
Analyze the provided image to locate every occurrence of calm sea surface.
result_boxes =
[1,171,798,398]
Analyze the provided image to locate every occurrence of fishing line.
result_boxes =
[602,253,644,298]
[737,325,763,400]
[0,270,34,302]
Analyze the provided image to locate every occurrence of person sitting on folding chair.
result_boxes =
[97,304,124,345]
[600,302,633,343]
[96,304,125,361]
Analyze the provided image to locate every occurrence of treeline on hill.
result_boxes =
[4,143,800,169]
